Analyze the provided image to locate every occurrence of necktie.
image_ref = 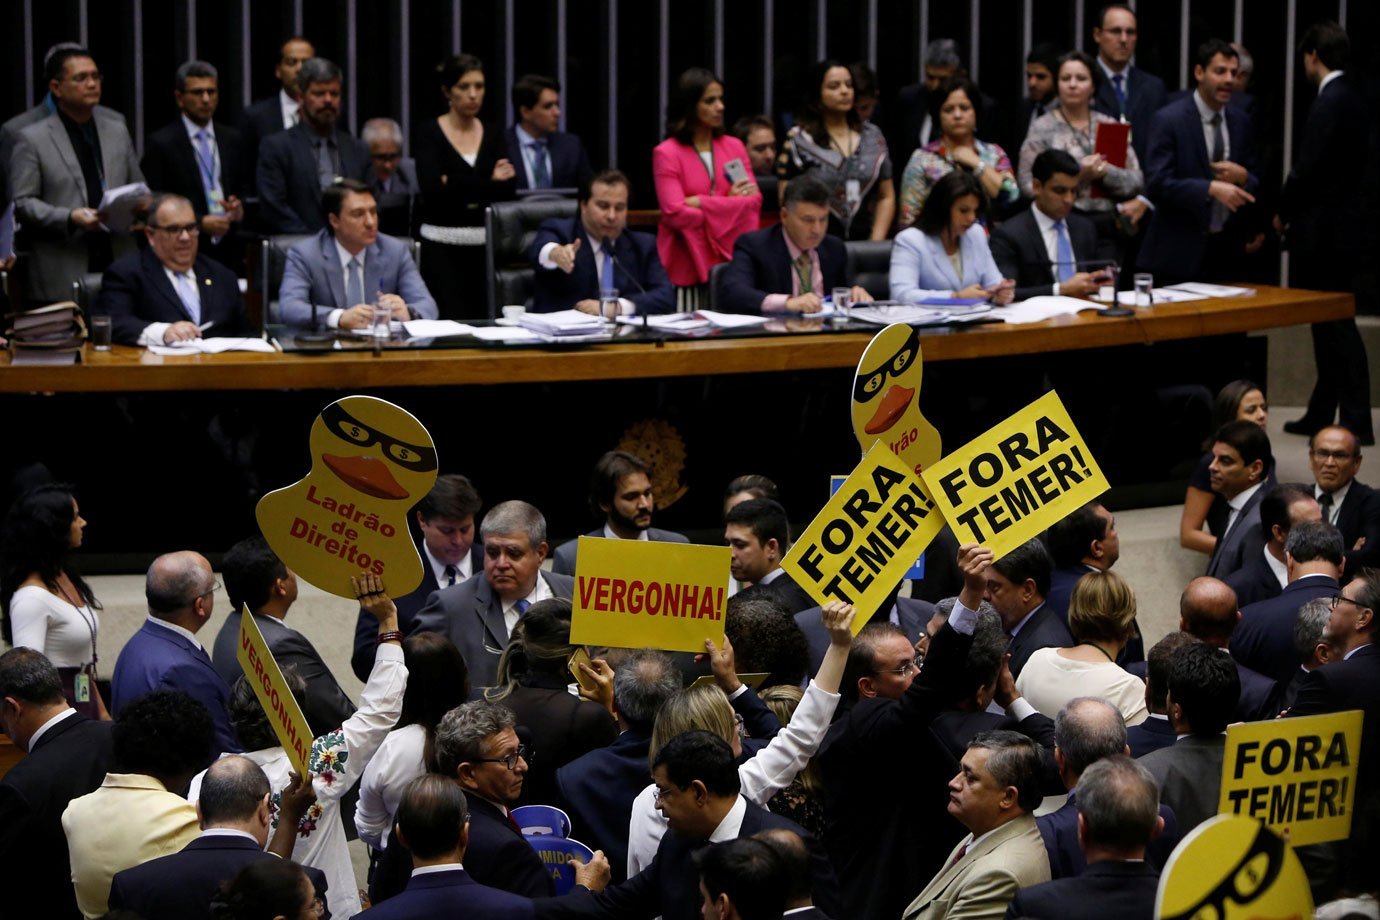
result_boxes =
[195,130,216,193]
[1054,220,1075,283]
[173,272,201,324]
[794,252,813,296]
[443,564,458,587]
[600,242,616,292]
[1318,491,1335,523]
[506,809,525,835]
[1112,74,1127,114]
[513,599,531,617]
[1210,113,1225,162]
[948,843,969,872]
[528,140,550,189]
[317,138,336,187]
[346,257,364,308]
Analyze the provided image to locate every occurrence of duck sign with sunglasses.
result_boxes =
[851,323,943,478]
[257,395,438,597]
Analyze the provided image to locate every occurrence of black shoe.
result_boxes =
[1282,417,1326,436]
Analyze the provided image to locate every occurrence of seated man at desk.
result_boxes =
[528,169,674,316]
[95,192,254,346]
[718,176,872,315]
[278,178,437,329]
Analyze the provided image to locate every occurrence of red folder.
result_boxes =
[1095,121,1130,167]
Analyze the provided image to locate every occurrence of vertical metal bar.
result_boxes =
[867,0,877,69]
[504,0,515,117]
[23,0,34,105]
[919,0,929,80]
[1179,0,1190,90]
[1022,0,1032,102]
[451,0,461,53]
[608,0,618,167]
[969,0,980,83]
[1281,0,1297,285]
[133,0,144,156]
[763,0,773,116]
[714,0,724,77]
[659,0,669,131]
[557,0,568,131]
[346,0,358,133]
[293,0,302,36]
[241,0,251,109]
[816,0,826,60]
[1338,0,1347,28]
[1074,4,1084,55]
[400,0,410,154]
[79,0,88,46]
[187,0,197,60]
[1233,0,1244,42]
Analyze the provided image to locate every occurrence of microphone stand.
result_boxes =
[1099,259,1133,317]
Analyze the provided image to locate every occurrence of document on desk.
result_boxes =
[998,295,1106,325]
[1163,282,1255,298]
[1093,288,1209,307]
[147,337,277,355]
[469,325,541,343]
[401,319,476,338]
[519,309,609,336]
[849,303,963,326]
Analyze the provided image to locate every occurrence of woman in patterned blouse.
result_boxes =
[777,59,895,241]
[897,75,1018,227]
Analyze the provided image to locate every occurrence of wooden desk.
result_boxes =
[0,286,1352,394]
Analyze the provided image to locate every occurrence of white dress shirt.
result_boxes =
[502,576,554,637]
[603,523,649,541]
[514,124,553,189]
[424,542,472,588]
[324,239,370,329]
[279,89,300,130]
[145,615,205,652]
[1264,545,1288,589]
[27,707,77,752]
[136,267,204,347]
[536,235,636,315]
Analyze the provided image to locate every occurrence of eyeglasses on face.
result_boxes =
[473,743,530,771]
[873,655,922,678]
[151,223,200,238]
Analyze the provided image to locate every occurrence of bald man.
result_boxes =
[1178,577,1279,721]
[111,551,240,759]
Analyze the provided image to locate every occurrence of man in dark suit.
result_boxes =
[1089,5,1167,166]
[110,551,239,758]
[0,648,115,920]
[108,755,328,920]
[1307,427,1380,575]
[1279,597,1340,711]
[529,169,674,316]
[1234,520,1344,687]
[362,117,418,236]
[1205,421,1274,580]
[1179,576,1280,722]
[352,474,484,680]
[754,829,832,920]
[981,538,1072,678]
[504,74,593,193]
[992,151,1113,302]
[552,450,688,575]
[1277,23,1373,444]
[694,838,790,920]
[1011,43,1062,157]
[1010,756,1163,920]
[95,193,254,346]
[1136,641,1240,834]
[536,731,841,920]
[413,501,575,689]
[718,176,873,315]
[257,58,370,234]
[796,595,935,674]
[1044,500,1128,627]
[1139,39,1260,285]
[210,537,355,737]
[141,61,247,272]
[360,775,539,919]
[725,499,815,616]
[1225,484,1321,608]
[1126,632,1196,758]
[1037,699,1179,879]
[239,36,315,195]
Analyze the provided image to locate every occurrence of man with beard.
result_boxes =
[552,451,689,575]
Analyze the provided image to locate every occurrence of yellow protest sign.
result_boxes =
[851,323,943,477]
[921,390,1108,559]
[256,396,436,599]
[569,537,730,654]
[236,607,313,779]
[781,441,944,631]
[1155,815,1311,920]
[690,672,770,690]
[1218,709,1363,847]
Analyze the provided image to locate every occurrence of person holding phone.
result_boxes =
[890,170,1014,304]
[652,67,761,310]
[777,59,895,241]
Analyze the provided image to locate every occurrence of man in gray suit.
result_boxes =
[1205,420,1275,580]
[552,450,688,576]
[413,501,575,689]
[10,46,144,302]
[277,178,436,329]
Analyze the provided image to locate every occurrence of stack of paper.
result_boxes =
[98,182,152,233]
[401,319,476,338]
[998,296,1104,325]
[469,326,541,343]
[147,337,277,355]
[1163,282,1255,298]
[519,309,609,336]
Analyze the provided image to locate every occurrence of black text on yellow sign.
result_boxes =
[781,442,944,631]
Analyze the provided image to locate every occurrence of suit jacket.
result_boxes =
[990,208,1109,301]
[140,120,247,221]
[95,247,253,345]
[1278,76,1369,262]
[358,866,534,919]
[1223,550,1282,608]
[277,227,437,326]
[528,218,675,316]
[238,95,290,195]
[0,713,114,920]
[1091,64,1167,165]
[1233,574,1340,687]
[902,814,1052,920]
[1004,859,1161,920]
[209,610,355,738]
[1233,656,1281,722]
[1139,94,1260,282]
[367,157,419,197]
[368,158,419,237]
[1331,481,1380,577]
[889,225,1002,303]
[718,224,849,314]
[1009,604,1074,678]
[10,107,144,301]
[1125,713,1175,759]
[1037,790,1179,879]
[464,796,555,897]
[1204,484,1270,581]
[110,619,240,759]
[411,570,576,689]
[108,833,331,920]
[554,728,654,884]
[737,570,817,617]
[256,121,370,233]
[1136,735,1225,834]
[550,526,688,576]
[928,707,1062,799]
[504,127,593,192]
[795,596,936,675]
[534,798,841,920]
[499,673,619,806]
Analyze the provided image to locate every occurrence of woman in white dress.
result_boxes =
[1,484,108,719]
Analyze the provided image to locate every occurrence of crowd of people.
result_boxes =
[1,417,1378,919]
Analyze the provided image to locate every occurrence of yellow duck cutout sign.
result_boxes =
[851,323,942,476]
[256,396,437,599]
[1155,815,1311,920]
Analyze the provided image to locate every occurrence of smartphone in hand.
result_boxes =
[568,647,600,694]
[723,157,750,186]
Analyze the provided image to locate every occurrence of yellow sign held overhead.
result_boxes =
[781,442,944,631]
[236,607,313,779]
[569,537,730,654]
[921,391,1108,559]
[851,323,943,478]
[1155,815,1311,920]
[1218,709,1363,848]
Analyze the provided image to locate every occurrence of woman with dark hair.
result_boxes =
[414,53,517,318]
[889,170,1014,304]
[723,474,779,517]
[354,631,470,851]
[1180,380,1272,555]
[653,67,761,309]
[897,75,1017,226]
[0,483,107,719]
[484,598,617,805]
[211,860,318,920]
[777,59,894,241]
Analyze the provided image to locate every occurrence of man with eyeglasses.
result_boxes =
[94,192,253,346]
[1307,426,1380,577]
[110,551,241,764]
[1090,4,1166,165]
[363,117,418,236]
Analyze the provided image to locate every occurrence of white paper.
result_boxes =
[519,309,609,335]
[469,325,541,343]
[692,310,771,328]
[1163,282,1254,298]
[849,304,954,326]
[402,319,476,337]
[97,182,151,233]
[146,336,276,355]
[614,314,713,331]
[999,295,1104,325]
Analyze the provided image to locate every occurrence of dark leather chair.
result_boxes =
[484,198,579,319]
[708,261,730,311]
[72,273,104,319]
[845,239,893,299]
[258,234,418,323]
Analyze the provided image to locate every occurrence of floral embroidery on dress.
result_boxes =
[309,729,349,787]
[269,790,325,838]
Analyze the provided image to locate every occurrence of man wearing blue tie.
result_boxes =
[1090,5,1166,167]
[503,74,593,193]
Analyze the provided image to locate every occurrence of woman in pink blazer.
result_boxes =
[653,67,762,307]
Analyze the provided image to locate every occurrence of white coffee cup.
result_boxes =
[502,305,526,321]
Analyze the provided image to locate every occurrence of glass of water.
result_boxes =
[90,315,112,351]
[371,304,392,338]
[600,287,620,320]
[832,286,852,321]
[1133,272,1154,308]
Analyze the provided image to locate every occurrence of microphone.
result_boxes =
[604,236,646,294]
